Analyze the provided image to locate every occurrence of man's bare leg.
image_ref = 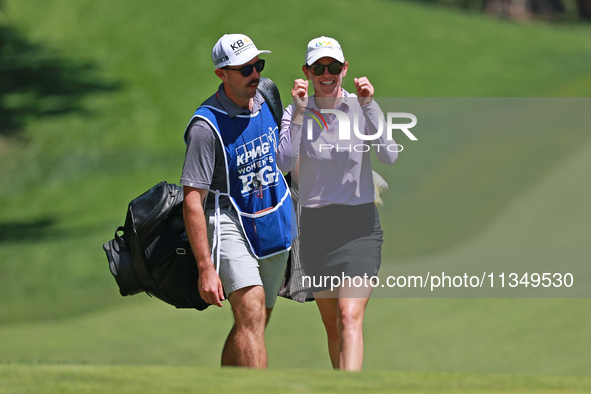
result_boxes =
[221,285,267,368]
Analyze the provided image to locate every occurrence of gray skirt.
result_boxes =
[299,202,383,291]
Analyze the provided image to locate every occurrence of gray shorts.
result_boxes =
[207,207,288,308]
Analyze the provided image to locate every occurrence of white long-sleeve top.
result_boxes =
[277,90,398,208]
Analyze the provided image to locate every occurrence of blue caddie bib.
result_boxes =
[185,102,293,259]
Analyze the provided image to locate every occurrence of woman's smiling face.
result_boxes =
[304,57,348,98]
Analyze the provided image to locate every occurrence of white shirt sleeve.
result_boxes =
[361,100,398,165]
[276,104,302,173]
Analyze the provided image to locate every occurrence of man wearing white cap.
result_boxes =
[181,34,293,368]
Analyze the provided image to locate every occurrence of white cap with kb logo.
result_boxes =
[212,34,271,69]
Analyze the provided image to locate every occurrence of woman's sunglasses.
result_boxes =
[223,59,265,77]
[308,62,343,76]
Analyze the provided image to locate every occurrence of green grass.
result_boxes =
[373,98,591,257]
[3,363,591,394]
[1,0,591,390]
[1,297,591,374]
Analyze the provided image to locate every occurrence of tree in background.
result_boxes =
[0,24,118,137]
[416,0,591,21]
[576,0,591,19]
[484,0,564,20]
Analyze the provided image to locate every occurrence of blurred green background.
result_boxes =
[1,0,590,391]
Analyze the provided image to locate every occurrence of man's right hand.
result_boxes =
[198,264,225,307]
[183,186,225,308]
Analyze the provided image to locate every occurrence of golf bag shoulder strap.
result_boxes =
[257,77,283,126]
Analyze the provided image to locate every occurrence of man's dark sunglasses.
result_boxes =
[223,59,265,77]
[308,62,343,76]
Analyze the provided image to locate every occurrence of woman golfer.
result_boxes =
[277,36,398,371]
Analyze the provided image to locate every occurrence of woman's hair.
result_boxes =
[372,170,388,206]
